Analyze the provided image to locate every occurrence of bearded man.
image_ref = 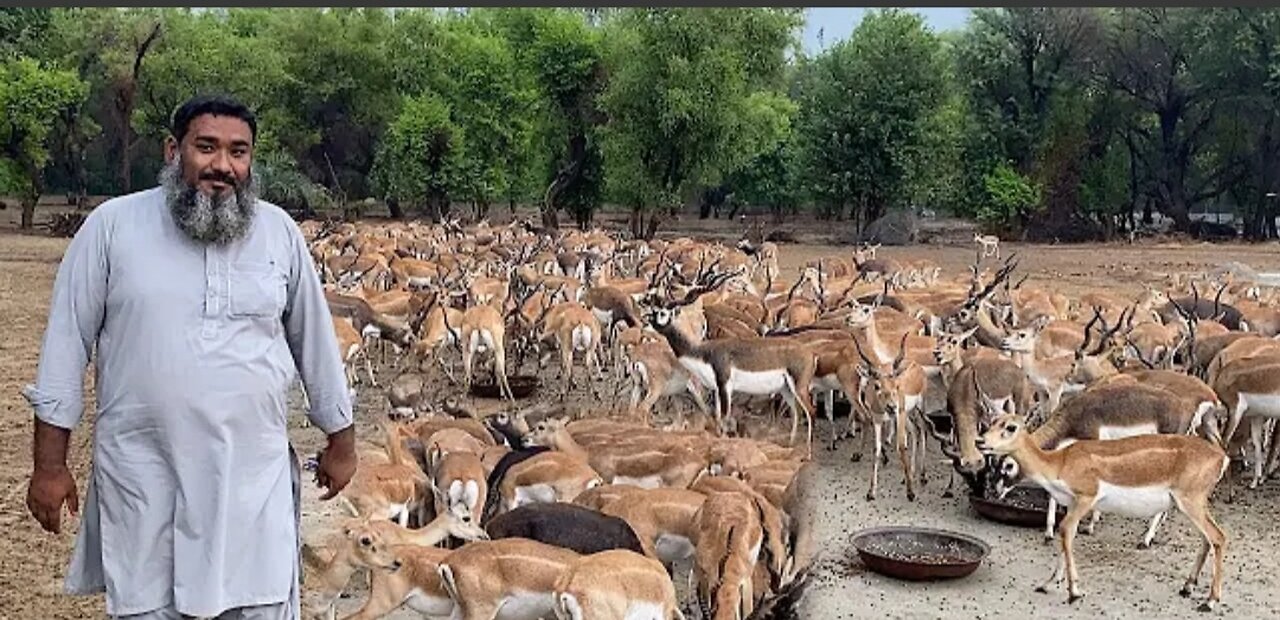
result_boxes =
[23,94,357,619]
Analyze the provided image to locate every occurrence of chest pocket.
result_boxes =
[228,261,287,319]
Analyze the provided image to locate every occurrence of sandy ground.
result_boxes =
[4,202,1280,619]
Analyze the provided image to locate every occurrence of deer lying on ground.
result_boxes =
[553,550,686,620]
[436,538,581,620]
[527,417,707,489]
[300,514,488,620]
[977,413,1229,612]
[485,501,647,556]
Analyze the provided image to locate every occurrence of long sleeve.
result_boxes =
[23,208,111,430]
[281,220,353,434]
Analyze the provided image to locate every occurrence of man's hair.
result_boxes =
[170,94,258,144]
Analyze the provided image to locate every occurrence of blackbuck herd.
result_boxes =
[297,216,1280,618]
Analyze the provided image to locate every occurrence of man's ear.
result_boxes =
[164,136,178,164]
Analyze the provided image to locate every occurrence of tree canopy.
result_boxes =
[4,7,1279,240]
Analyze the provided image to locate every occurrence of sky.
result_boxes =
[802,7,972,54]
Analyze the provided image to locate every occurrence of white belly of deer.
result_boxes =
[404,588,453,616]
[1239,393,1280,418]
[623,602,666,620]
[679,358,717,387]
[811,374,841,392]
[1095,482,1173,518]
[728,368,789,395]
[408,275,433,287]
[496,591,556,620]
[655,534,696,563]
[1031,476,1076,507]
[513,484,557,508]
[613,474,664,489]
[1097,422,1159,440]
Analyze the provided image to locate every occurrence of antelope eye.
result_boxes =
[1004,424,1017,433]
[360,536,372,546]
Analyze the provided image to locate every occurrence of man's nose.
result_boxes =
[210,150,234,175]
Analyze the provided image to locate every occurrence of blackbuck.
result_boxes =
[436,538,581,620]
[851,335,929,502]
[1211,348,1280,491]
[300,513,488,620]
[974,233,1001,259]
[984,380,1212,546]
[339,422,430,527]
[977,414,1229,612]
[553,550,686,620]
[647,269,818,450]
[692,491,764,620]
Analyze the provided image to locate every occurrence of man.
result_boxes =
[23,94,358,619]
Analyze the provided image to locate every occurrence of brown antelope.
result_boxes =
[339,422,430,527]
[986,379,1212,545]
[436,538,580,620]
[851,336,928,501]
[300,513,488,620]
[539,300,607,399]
[553,550,686,620]
[495,449,603,513]
[648,272,818,449]
[454,303,515,401]
[527,417,707,490]
[692,490,764,620]
[974,232,1000,259]
[598,487,707,574]
[624,338,712,425]
[999,315,1078,421]
[977,413,1229,612]
[427,444,487,527]
[1211,349,1280,490]
[333,315,372,390]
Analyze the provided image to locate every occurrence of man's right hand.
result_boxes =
[28,465,79,534]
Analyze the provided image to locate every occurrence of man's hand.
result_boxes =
[314,426,357,500]
[30,416,77,534]
[28,465,79,534]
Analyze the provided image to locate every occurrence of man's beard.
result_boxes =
[159,156,261,245]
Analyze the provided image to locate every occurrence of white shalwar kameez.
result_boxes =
[23,187,354,619]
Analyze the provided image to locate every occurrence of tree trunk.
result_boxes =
[386,197,404,219]
[21,200,36,229]
[113,22,162,194]
[544,133,587,230]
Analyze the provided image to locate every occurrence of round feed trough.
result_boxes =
[970,486,1066,528]
[470,375,539,400]
[850,526,990,581]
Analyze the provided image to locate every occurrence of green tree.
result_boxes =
[0,57,89,228]
[793,9,947,233]
[599,8,803,238]
[370,93,465,222]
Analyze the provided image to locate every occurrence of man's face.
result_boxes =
[165,114,254,196]
[160,113,261,245]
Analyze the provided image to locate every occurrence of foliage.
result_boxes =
[4,7,1280,240]
[599,8,802,237]
[980,162,1041,225]
[370,92,464,220]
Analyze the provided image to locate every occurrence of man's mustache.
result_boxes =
[199,171,238,187]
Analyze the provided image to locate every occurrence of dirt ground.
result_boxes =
[3,202,1280,619]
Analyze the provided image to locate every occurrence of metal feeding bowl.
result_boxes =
[850,526,990,581]
[970,486,1066,528]
[469,375,540,400]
